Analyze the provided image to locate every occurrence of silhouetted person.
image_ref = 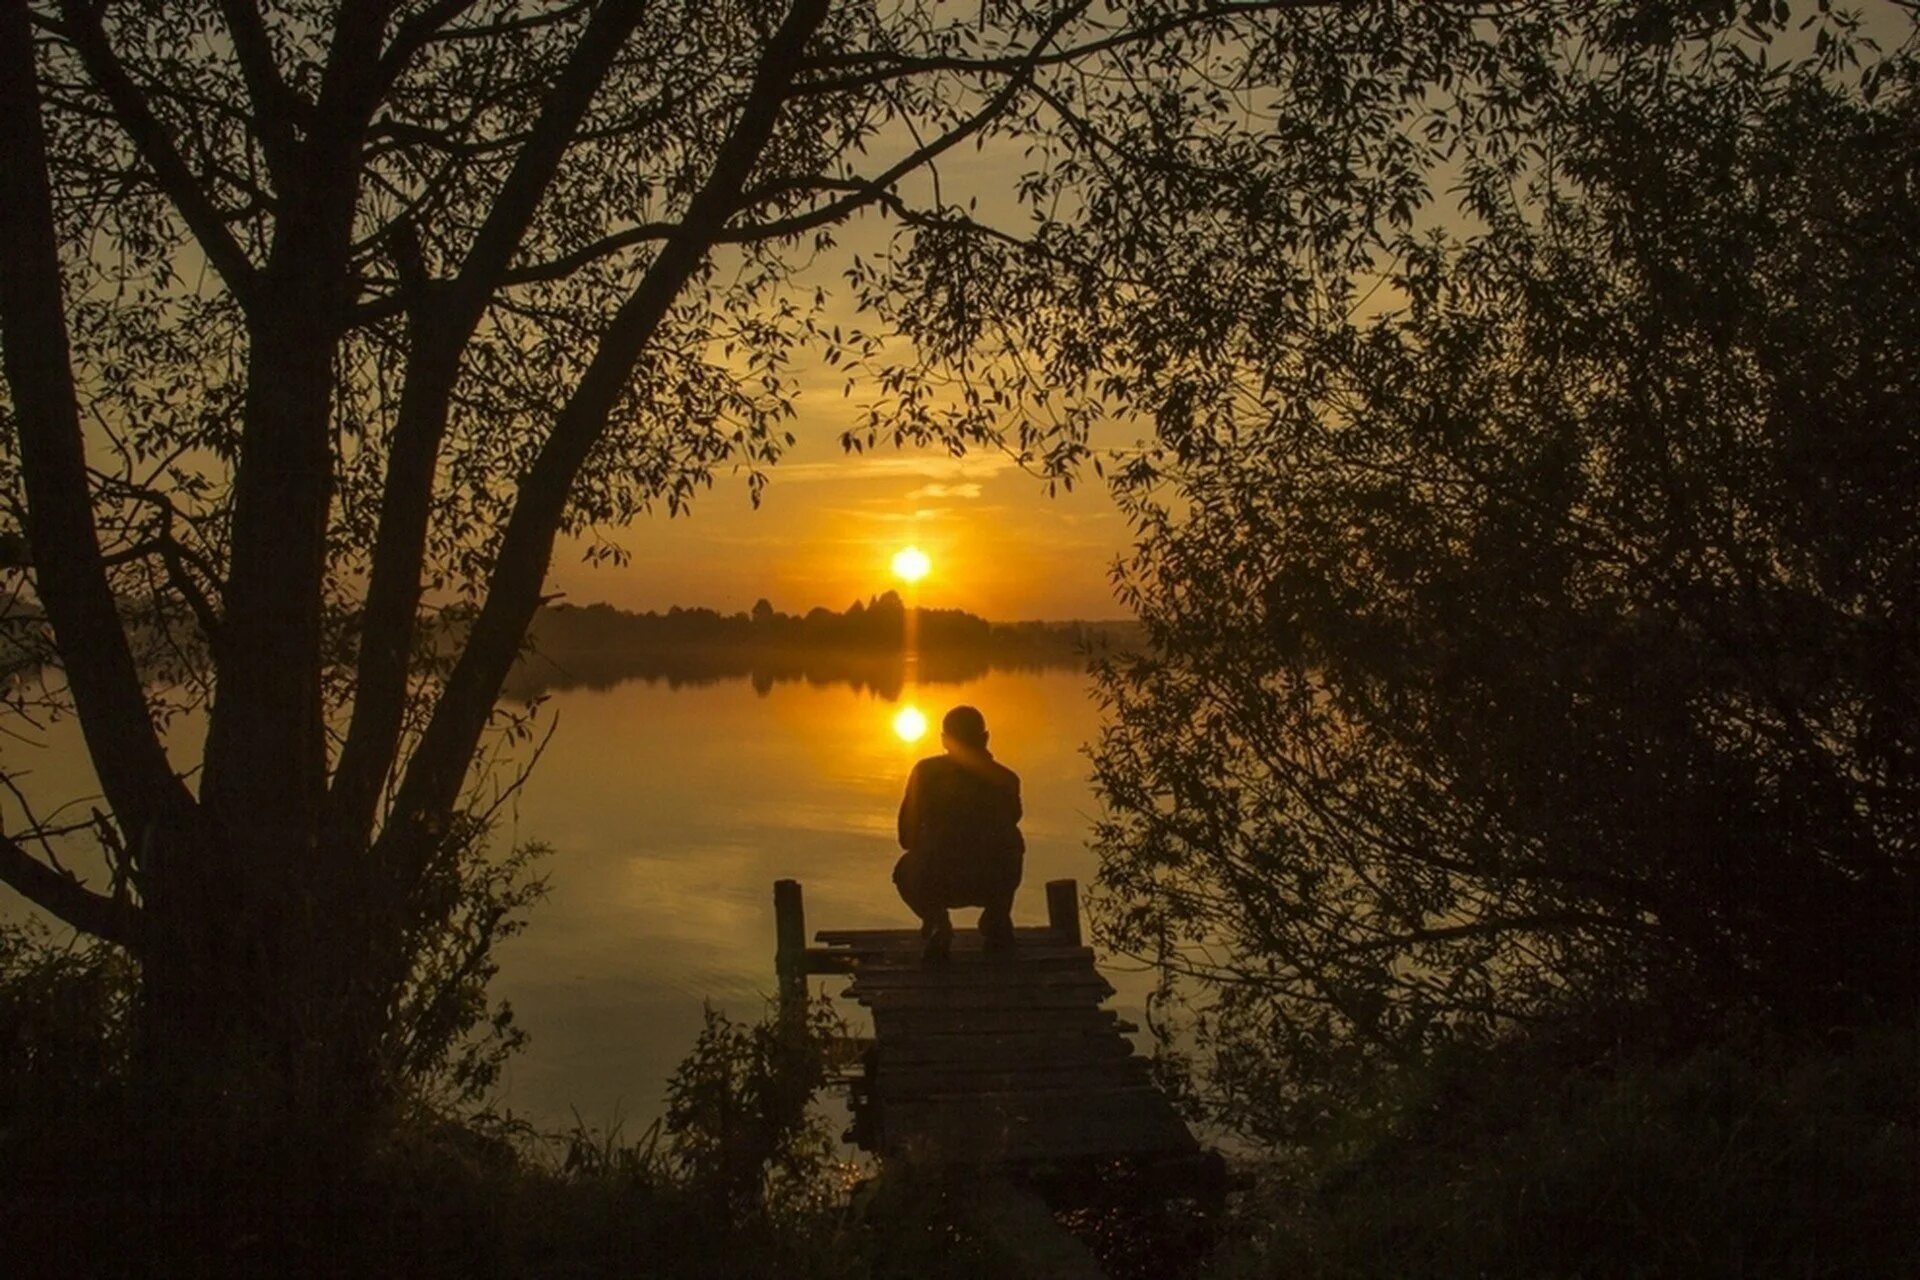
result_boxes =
[893,705,1025,963]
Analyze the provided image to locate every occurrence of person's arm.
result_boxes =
[897,762,922,850]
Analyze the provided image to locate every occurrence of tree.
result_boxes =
[0,0,1373,1139]
[1083,4,1919,1139]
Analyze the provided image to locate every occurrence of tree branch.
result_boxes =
[55,0,260,309]
[0,1,197,857]
[0,828,140,947]
[100,533,223,643]
[374,0,835,878]
[214,0,306,185]
[329,0,654,843]
[791,0,1336,97]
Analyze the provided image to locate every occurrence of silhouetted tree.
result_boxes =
[1083,5,1919,1139]
[0,0,1376,1142]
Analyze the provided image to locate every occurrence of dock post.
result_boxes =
[774,878,806,1012]
[1045,878,1082,947]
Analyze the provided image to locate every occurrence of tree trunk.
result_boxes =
[136,820,404,1161]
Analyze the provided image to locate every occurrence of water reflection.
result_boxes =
[503,642,1086,702]
[890,705,928,743]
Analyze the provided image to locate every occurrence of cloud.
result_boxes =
[818,506,956,524]
[907,482,983,500]
[768,454,1018,485]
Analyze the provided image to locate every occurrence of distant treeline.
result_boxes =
[506,592,1139,698]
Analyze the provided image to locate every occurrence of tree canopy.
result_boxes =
[1082,2,1919,1139]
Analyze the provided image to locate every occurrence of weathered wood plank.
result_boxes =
[875,1032,1138,1066]
[815,926,1063,948]
[845,965,1106,991]
[1045,879,1083,947]
[853,966,1100,990]
[870,1061,1152,1100]
[855,975,1107,998]
[869,1006,1124,1035]
[854,987,1113,1013]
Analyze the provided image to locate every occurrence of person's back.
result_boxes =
[893,706,1024,961]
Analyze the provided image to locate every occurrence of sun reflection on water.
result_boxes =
[891,705,928,743]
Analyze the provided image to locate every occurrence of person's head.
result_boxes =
[941,705,989,753]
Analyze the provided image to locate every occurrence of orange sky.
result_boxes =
[547,178,1141,623]
[549,419,1136,623]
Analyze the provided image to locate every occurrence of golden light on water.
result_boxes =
[891,545,931,583]
[892,705,928,743]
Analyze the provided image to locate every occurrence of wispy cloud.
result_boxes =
[767,454,1018,485]
[907,482,983,500]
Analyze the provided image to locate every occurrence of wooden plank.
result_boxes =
[798,947,858,975]
[1045,879,1083,947]
[837,959,1098,990]
[843,953,1100,981]
[870,1006,1124,1035]
[854,986,1112,1012]
[870,1062,1152,1100]
[815,926,1062,948]
[877,1036,1136,1067]
[876,1032,1137,1067]
[853,964,1102,987]
[849,979,1111,1005]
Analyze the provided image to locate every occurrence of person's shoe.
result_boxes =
[921,921,953,966]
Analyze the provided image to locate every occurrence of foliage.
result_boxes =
[0,919,132,1129]
[661,992,854,1219]
[1082,4,1920,1137]
[390,826,549,1109]
[1210,1026,1919,1279]
[0,967,1014,1279]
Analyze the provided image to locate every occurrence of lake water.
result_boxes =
[488,663,1148,1131]
[2,663,1147,1133]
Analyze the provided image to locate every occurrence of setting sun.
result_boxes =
[891,545,931,584]
[891,705,928,743]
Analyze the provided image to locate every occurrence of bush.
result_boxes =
[1213,1025,1918,1279]
[0,920,133,1141]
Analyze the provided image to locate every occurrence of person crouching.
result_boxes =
[892,705,1025,964]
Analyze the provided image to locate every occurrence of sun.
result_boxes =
[891,545,931,584]
[892,706,928,743]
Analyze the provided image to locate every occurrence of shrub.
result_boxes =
[1214,1025,1918,1279]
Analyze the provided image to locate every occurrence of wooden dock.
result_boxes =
[775,877,1203,1171]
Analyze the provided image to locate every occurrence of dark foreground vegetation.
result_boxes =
[0,938,1209,1279]
[4,923,1912,1278]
